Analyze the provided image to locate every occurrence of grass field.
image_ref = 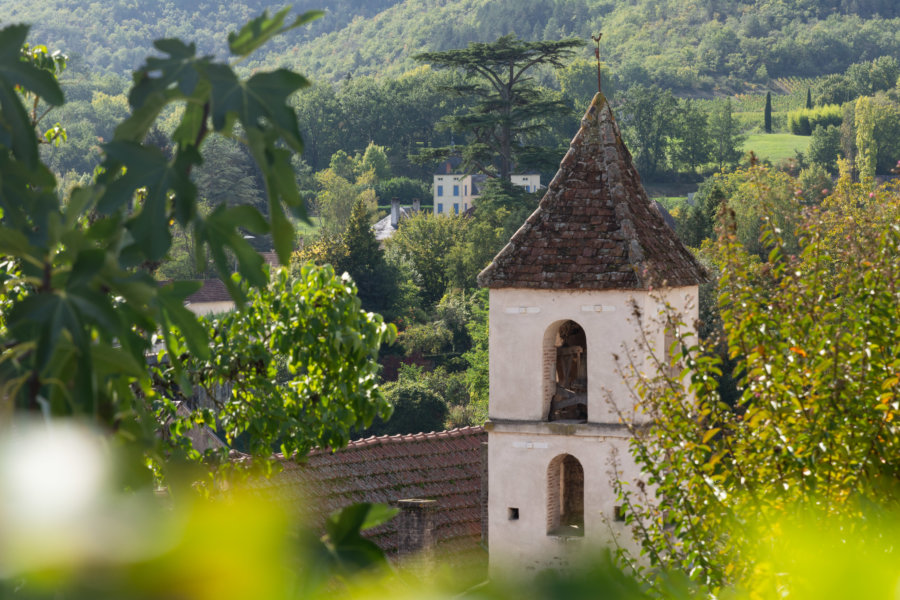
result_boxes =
[742,133,810,163]
[294,215,323,239]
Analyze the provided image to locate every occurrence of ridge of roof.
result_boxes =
[477,93,706,290]
[307,425,485,457]
[184,279,232,304]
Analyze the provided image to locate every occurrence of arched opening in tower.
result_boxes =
[546,454,585,536]
[548,320,587,422]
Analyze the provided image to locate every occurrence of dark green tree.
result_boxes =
[806,86,813,108]
[673,98,712,173]
[293,83,341,171]
[764,91,773,133]
[619,84,679,178]
[808,124,842,172]
[446,179,539,289]
[709,98,746,167]
[813,73,856,106]
[361,365,449,436]
[375,176,430,206]
[341,198,400,317]
[386,212,466,307]
[414,34,583,180]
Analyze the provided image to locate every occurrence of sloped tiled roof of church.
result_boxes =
[257,426,486,556]
[477,93,706,290]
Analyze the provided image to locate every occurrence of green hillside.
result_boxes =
[3,0,400,74]
[267,0,900,90]
[6,0,900,93]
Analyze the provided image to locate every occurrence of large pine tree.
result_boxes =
[414,34,583,180]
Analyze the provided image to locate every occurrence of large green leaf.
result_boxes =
[0,225,36,257]
[66,287,120,334]
[128,38,203,109]
[322,503,394,574]
[0,25,63,106]
[0,80,38,167]
[243,69,308,150]
[156,281,209,360]
[99,141,197,260]
[115,87,181,143]
[67,248,107,290]
[195,205,268,300]
[206,64,307,149]
[227,8,323,58]
[90,341,146,380]
[171,98,208,148]
[204,63,243,132]
[243,131,302,264]
[359,503,399,531]
[8,292,88,375]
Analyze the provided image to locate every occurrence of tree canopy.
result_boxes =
[619,164,900,595]
[415,34,583,180]
[0,9,400,477]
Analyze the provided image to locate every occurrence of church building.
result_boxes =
[477,92,706,574]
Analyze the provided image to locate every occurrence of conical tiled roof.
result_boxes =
[477,93,706,290]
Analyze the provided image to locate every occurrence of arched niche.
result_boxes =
[546,454,585,537]
[542,319,588,422]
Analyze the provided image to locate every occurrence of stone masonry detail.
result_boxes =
[477,93,706,290]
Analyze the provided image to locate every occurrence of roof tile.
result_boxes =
[478,93,706,290]
[184,279,233,303]
[262,427,486,556]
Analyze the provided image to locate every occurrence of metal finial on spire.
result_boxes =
[591,33,603,93]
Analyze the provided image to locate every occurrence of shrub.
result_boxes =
[788,104,842,135]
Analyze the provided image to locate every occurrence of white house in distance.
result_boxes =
[477,92,706,575]
[433,168,541,216]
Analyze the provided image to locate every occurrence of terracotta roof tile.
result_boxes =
[260,252,280,268]
[184,279,232,303]
[478,93,706,290]
[263,426,486,556]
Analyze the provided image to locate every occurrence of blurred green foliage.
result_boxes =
[158,265,395,465]
[0,6,402,481]
[619,164,900,595]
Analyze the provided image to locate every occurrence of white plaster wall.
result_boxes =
[488,287,698,425]
[433,174,463,216]
[486,425,643,576]
[510,174,541,192]
[185,301,235,316]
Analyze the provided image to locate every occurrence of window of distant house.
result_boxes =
[437,185,443,196]
[464,185,468,195]
[453,185,459,196]
[454,203,459,214]
[437,203,443,214]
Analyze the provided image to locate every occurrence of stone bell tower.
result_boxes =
[477,92,706,575]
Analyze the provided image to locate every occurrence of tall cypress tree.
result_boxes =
[806,87,813,109]
[764,91,773,133]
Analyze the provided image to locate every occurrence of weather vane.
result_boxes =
[592,33,603,93]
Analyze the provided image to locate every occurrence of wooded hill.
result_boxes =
[7,0,900,92]
[3,0,395,74]
[275,0,900,90]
